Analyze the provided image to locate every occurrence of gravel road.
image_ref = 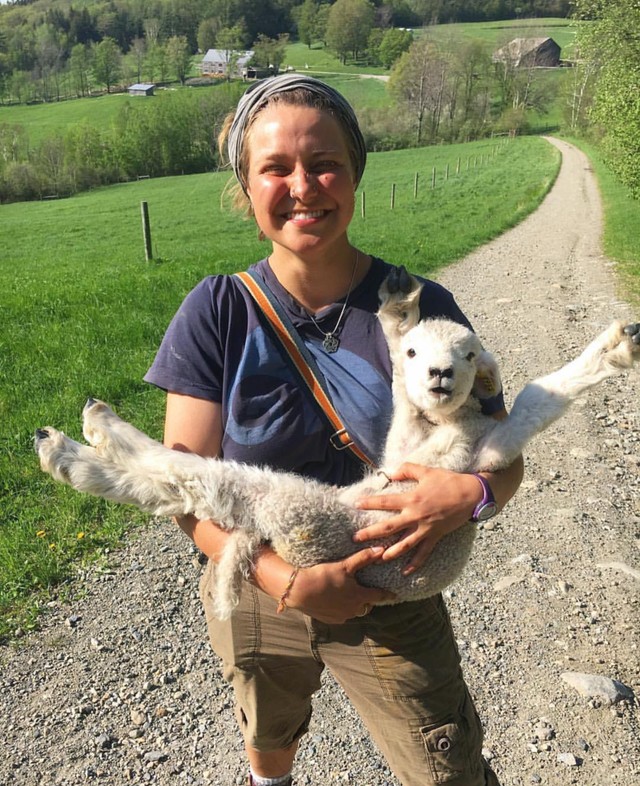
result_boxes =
[1,138,638,786]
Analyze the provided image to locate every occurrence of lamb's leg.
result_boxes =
[35,426,192,517]
[82,398,167,463]
[475,321,640,470]
[377,266,423,356]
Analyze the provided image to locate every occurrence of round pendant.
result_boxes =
[322,334,340,353]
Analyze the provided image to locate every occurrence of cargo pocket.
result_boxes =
[421,720,467,783]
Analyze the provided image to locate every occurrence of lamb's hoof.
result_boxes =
[623,323,640,346]
[35,427,51,443]
[82,398,112,449]
[386,265,414,295]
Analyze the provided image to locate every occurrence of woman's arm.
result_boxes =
[164,392,393,623]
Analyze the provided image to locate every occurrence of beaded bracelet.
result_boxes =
[276,567,300,614]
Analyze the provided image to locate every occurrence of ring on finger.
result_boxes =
[357,603,372,617]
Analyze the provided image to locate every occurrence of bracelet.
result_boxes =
[276,567,300,614]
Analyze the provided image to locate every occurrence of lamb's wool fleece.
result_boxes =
[36,271,640,618]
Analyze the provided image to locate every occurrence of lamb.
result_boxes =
[35,268,640,618]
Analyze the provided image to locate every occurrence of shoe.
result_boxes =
[248,777,293,786]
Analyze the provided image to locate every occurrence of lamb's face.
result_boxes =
[399,319,484,417]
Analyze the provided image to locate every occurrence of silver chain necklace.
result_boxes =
[307,251,359,353]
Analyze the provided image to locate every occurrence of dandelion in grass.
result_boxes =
[77,532,85,540]
[36,530,46,538]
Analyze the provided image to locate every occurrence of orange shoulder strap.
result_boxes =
[234,270,375,468]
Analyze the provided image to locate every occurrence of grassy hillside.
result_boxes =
[0,136,560,639]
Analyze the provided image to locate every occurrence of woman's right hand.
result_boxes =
[281,547,395,624]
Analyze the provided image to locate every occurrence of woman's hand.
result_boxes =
[254,545,395,624]
[353,464,482,576]
[288,547,396,624]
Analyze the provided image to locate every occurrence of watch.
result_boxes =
[470,473,498,523]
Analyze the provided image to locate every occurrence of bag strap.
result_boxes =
[234,270,376,468]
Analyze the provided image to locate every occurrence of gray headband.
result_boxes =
[227,74,367,194]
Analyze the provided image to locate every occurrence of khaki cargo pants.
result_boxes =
[201,563,500,786]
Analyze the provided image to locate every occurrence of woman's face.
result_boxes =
[245,103,357,261]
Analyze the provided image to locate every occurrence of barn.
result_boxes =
[492,37,561,68]
[128,83,155,97]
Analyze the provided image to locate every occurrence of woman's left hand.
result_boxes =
[352,464,483,576]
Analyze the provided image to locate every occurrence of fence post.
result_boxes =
[414,172,419,199]
[361,190,366,219]
[141,201,153,261]
[456,157,461,175]
[445,163,449,181]
[431,167,436,190]
[390,183,396,209]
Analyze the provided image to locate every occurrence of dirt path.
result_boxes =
[1,139,638,786]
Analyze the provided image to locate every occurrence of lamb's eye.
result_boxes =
[466,352,476,361]
[407,348,416,358]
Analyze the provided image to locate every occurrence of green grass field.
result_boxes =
[0,136,560,640]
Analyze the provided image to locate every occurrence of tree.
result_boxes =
[216,24,247,80]
[93,38,122,93]
[573,0,640,195]
[294,0,319,48]
[326,0,375,64]
[126,38,146,84]
[251,33,289,74]
[198,17,220,53]
[69,43,94,97]
[378,26,413,68]
[389,37,448,143]
[167,35,192,84]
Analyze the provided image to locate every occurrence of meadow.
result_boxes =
[0,135,560,639]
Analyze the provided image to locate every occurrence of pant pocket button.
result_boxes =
[436,736,452,752]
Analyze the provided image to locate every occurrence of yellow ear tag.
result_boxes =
[477,373,496,394]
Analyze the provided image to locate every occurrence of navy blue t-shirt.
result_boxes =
[145,257,503,487]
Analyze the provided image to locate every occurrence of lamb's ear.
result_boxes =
[472,350,503,399]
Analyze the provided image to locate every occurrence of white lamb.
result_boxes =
[35,268,640,618]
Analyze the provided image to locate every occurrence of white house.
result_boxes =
[199,49,254,78]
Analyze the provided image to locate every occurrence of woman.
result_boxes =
[145,74,523,786]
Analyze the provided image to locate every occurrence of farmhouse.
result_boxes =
[492,37,561,68]
[199,49,254,79]
[128,83,155,96]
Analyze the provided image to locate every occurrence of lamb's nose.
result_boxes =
[429,367,453,379]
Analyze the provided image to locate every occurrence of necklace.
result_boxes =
[307,251,359,353]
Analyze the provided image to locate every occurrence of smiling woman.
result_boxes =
[143,74,522,786]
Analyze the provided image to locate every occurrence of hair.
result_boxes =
[218,77,366,215]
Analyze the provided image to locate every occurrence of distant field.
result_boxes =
[0,136,559,639]
[424,17,580,58]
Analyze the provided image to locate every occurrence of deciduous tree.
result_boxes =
[326,0,375,64]
[93,37,122,93]
[573,0,640,195]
